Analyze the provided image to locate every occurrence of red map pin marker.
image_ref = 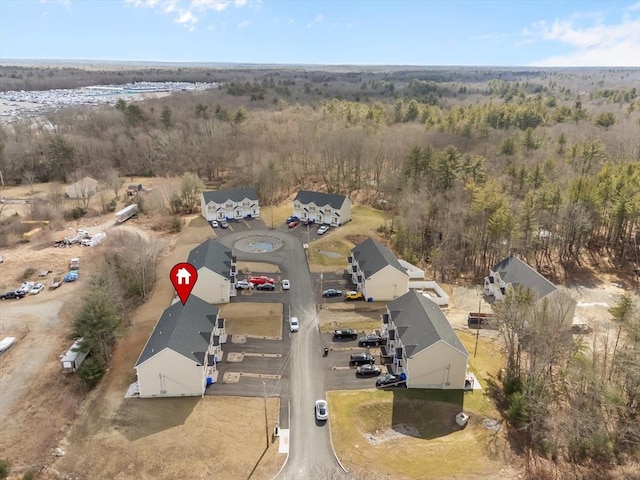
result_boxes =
[170,263,198,305]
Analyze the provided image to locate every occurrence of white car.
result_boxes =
[210,220,219,228]
[315,399,328,421]
[282,279,290,290]
[317,225,330,235]
[236,280,254,290]
[29,283,45,295]
[18,282,35,294]
[290,316,299,332]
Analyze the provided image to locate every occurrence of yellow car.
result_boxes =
[345,291,364,301]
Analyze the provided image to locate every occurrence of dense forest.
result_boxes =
[1,65,639,479]
[2,65,639,282]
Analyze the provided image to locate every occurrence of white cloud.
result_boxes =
[176,10,197,24]
[192,0,230,12]
[237,20,249,28]
[524,7,640,67]
[123,0,253,31]
[307,14,324,28]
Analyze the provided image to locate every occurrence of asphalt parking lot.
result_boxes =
[209,217,267,237]
[206,336,289,398]
[320,333,390,390]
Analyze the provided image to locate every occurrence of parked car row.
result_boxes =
[284,216,330,234]
[323,289,365,301]
[348,352,406,386]
[210,220,230,229]
[1,281,47,299]
[236,277,291,292]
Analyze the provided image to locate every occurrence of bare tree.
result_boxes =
[107,231,165,300]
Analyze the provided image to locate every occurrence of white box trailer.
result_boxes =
[115,204,139,223]
[60,338,89,373]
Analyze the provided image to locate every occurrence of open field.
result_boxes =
[221,302,284,337]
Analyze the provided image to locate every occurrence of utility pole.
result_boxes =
[263,381,269,448]
[320,271,324,310]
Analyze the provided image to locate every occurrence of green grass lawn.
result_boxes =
[328,333,509,479]
[309,205,391,268]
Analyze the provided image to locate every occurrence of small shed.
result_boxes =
[66,177,100,200]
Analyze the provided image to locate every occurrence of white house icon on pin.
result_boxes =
[176,267,191,285]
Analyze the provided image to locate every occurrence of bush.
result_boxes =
[170,216,182,233]
[77,357,106,388]
[106,199,117,212]
[21,267,37,280]
[506,391,529,429]
[0,459,10,479]
[64,207,87,220]
[23,471,35,480]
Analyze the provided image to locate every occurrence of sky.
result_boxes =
[0,0,639,67]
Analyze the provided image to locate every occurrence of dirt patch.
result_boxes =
[220,302,284,337]
[318,302,385,333]
[236,262,281,275]
[363,424,421,445]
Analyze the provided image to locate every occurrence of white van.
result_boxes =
[290,316,299,332]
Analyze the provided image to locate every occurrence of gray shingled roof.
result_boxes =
[187,239,233,279]
[135,295,219,367]
[202,187,258,205]
[294,190,347,210]
[388,290,468,357]
[351,238,405,277]
[491,255,556,300]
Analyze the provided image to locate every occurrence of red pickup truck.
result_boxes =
[248,276,275,285]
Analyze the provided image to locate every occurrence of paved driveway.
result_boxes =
[210,217,267,238]
[214,228,349,479]
[206,337,289,398]
[321,333,388,390]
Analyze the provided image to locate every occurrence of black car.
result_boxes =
[0,290,26,300]
[256,283,275,291]
[349,352,375,366]
[376,373,406,388]
[333,329,358,340]
[322,289,342,298]
[304,218,315,226]
[356,364,382,377]
[358,335,384,347]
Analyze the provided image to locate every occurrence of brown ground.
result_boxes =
[0,181,284,479]
[221,302,284,337]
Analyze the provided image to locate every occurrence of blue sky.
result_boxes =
[1,0,639,66]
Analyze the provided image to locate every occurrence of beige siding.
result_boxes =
[201,197,216,221]
[363,265,409,301]
[406,341,468,389]
[337,198,352,224]
[136,348,206,397]
[192,268,230,304]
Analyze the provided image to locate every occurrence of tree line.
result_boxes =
[1,69,639,280]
